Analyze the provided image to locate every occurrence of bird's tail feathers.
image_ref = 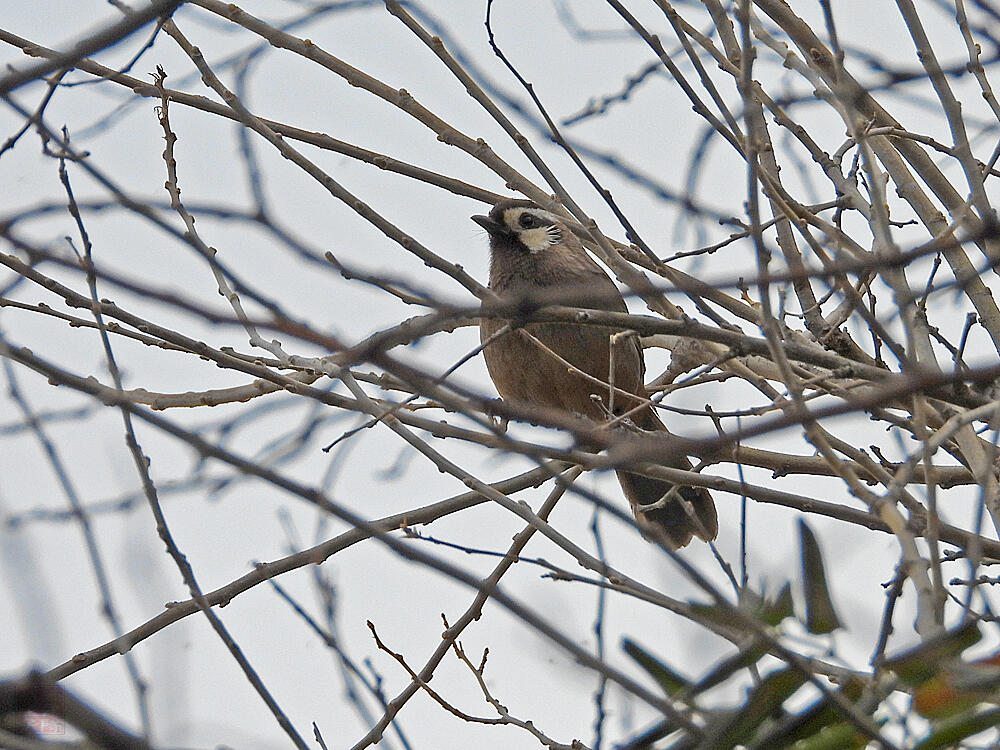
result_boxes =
[616,470,718,548]
[614,404,718,548]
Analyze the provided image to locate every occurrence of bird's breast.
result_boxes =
[479,317,644,421]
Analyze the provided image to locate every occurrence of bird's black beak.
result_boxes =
[471,214,507,237]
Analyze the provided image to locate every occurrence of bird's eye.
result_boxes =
[518,213,536,228]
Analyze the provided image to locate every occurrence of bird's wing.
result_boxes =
[574,261,646,387]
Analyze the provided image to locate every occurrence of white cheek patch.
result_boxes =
[501,207,563,254]
[520,226,559,253]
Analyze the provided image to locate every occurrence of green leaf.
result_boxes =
[915,706,1000,750]
[689,639,769,697]
[799,520,842,634]
[761,582,795,627]
[689,599,745,631]
[747,676,868,750]
[689,584,794,635]
[699,667,808,750]
[883,621,982,686]
[779,721,868,750]
[736,584,795,627]
[623,638,690,696]
[950,660,1000,693]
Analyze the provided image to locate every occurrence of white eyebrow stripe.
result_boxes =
[522,208,557,223]
[501,206,558,228]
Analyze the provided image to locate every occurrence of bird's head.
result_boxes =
[472,200,564,254]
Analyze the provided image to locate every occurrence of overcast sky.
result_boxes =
[2,1,998,748]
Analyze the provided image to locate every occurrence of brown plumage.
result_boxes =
[473,199,718,548]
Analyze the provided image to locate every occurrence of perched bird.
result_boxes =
[472,199,718,548]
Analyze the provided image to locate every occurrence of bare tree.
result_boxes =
[3,1,1000,748]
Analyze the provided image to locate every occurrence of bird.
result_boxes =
[472,198,718,548]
